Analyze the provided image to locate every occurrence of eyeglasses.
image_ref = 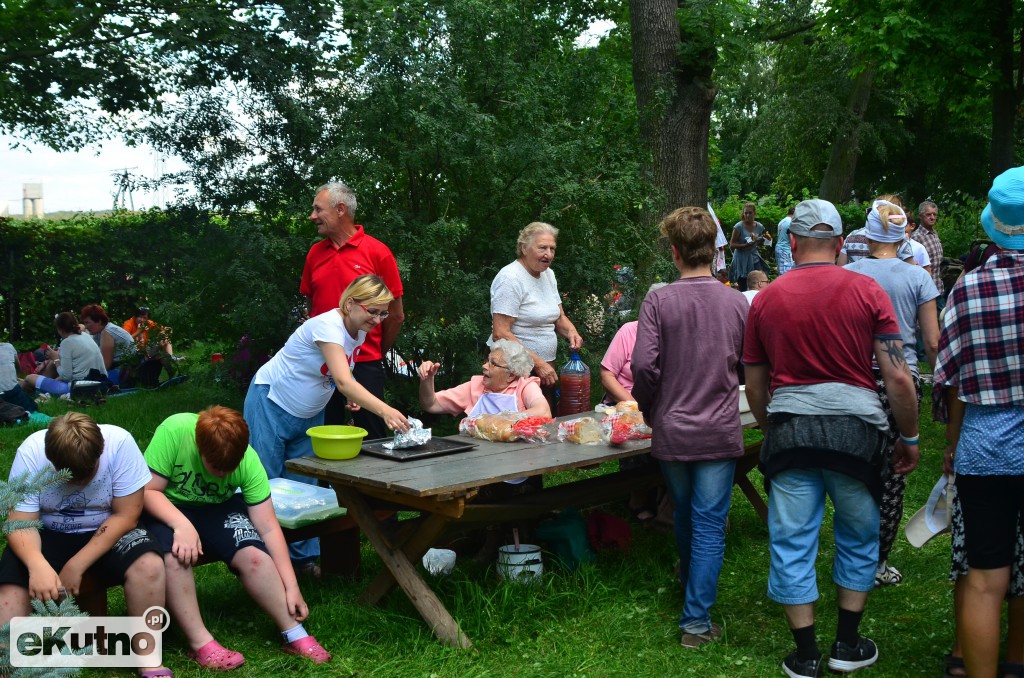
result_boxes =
[486,358,509,370]
[357,303,390,319]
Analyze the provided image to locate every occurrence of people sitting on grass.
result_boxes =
[244,274,409,575]
[123,306,175,357]
[0,412,171,678]
[123,305,182,386]
[0,339,36,412]
[81,304,137,386]
[142,406,330,670]
[417,339,549,418]
[20,311,107,399]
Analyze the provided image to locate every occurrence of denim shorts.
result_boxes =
[767,468,879,605]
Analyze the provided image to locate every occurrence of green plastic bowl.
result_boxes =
[306,425,368,460]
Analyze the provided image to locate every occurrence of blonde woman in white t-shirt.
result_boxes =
[244,275,410,571]
[490,222,583,409]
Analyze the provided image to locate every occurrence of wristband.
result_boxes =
[899,434,919,445]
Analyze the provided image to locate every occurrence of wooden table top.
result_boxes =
[287,409,757,500]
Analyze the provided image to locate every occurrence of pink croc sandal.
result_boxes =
[187,640,245,671]
[282,635,331,664]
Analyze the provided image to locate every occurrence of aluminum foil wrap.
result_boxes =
[383,417,432,449]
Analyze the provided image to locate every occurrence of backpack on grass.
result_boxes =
[0,401,29,426]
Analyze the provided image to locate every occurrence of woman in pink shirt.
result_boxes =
[418,340,550,417]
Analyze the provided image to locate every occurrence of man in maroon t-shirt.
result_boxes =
[743,199,920,678]
[300,182,404,438]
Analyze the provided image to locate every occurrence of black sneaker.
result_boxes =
[828,636,878,673]
[782,651,823,677]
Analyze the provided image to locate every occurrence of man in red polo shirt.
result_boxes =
[300,182,404,438]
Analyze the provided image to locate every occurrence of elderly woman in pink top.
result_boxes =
[418,339,550,417]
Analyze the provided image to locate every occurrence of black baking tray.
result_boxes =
[360,437,478,461]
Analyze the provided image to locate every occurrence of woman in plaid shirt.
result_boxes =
[934,166,1024,678]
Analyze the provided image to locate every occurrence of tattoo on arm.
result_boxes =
[880,338,906,370]
[94,526,107,537]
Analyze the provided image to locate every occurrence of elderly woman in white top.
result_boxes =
[490,222,583,408]
[21,312,107,397]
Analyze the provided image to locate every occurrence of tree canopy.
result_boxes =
[0,0,334,149]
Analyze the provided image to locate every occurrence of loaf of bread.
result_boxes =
[616,400,640,413]
[561,417,601,444]
[472,414,517,442]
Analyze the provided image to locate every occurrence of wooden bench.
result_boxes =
[75,512,388,617]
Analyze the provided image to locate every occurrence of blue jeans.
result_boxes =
[659,459,736,634]
[244,383,324,565]
[767,468,879,605]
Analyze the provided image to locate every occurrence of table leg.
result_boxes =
[335,487,472,650]
[360,513,449,606]
[734,442,768,523]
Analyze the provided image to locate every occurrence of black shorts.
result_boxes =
[144,495,268,572]
[956,474,1024,570]
[0,525,161,589]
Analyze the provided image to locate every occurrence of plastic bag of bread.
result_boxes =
[460,413,556,443]
[615,400,640,413]
[459,413,518,442]
[511,416,556,443]
[557,417,602,444]
[600,411,652,445]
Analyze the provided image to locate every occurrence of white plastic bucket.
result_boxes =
[497,544,543,584]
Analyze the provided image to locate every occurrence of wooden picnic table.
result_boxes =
[287,409,762,649]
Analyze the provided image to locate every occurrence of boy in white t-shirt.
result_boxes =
[0,412,170,678]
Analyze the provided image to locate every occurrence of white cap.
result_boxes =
[904,475,952,548]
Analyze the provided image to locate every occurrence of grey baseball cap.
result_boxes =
[788,199,843,239]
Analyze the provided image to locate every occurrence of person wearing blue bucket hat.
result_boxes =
[980,167,1024,250]
[934,166,1024,678]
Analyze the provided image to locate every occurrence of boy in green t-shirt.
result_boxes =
[143,406,330,670]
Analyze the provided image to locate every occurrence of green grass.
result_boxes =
[0,376,963,677]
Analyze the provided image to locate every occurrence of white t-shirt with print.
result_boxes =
[254,310,367,419]
[12,425,151,533]
[488,260,562,362]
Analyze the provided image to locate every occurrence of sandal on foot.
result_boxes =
[188,640,245,671]
[297,562,321,579]
[1001,661,1024,678]
[139,670,173,678]
[282,635,331,664]
[944,653,966,678]
[631,508,656,523]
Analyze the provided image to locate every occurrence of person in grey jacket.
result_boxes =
[632,206,748,650]
[21,312,106,397]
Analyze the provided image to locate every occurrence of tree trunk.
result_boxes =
[989,0,1016,178]
[629,0,717,214]
[819,66,875,203]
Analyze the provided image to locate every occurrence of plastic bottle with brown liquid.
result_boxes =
[557,351,591,416]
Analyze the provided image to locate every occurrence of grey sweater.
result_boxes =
[57,333,107,381]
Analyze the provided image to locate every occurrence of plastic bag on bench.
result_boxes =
[269,478,346,529]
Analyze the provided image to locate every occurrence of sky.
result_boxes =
[0,135,182,215]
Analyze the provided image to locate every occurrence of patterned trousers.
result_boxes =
[874,368,922,565]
